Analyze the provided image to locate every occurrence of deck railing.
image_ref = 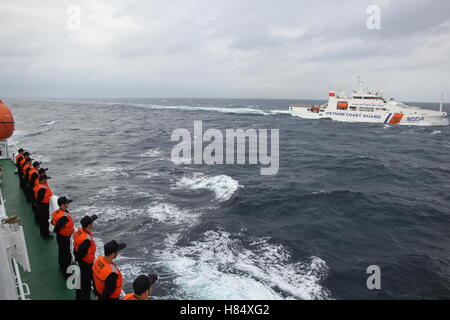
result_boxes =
[0,143,32,300]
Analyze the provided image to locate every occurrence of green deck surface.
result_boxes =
[0,159,74,300]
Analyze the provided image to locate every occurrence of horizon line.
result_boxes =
[2,96,446,105]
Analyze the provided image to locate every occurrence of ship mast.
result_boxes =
[440,94,444,113]
[357,75,363,91]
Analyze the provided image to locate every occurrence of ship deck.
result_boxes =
[0,159,73,300]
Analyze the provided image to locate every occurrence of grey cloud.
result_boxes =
[0,0,449,101]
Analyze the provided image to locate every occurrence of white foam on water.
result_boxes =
[137,104,270,115]
[98,185,121,195]
[74,205,138,224]
[290,112,307,118]
[68,99,298,117]
[431,130,441,135]
[140,148,164,158]
[136,104,294,117]
[28,153,52,163]
[143,171,161,179]
[89,184,156,201]
[145,201,201,226]
[156,230,331,300]
[93,236,105,260]
[174,173,241,202]
[70,166,129,178]
[43,120,57,126]
[119,261,147,284]
[268,109,292,115]
[92,185,126,199]
[76,200,200,227]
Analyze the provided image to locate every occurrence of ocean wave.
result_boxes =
[77,201,201,227]
[42,120,57,126]
[267,109,292,115]
[11,123,55,141]
[69,166,129,178]
[310,190,326,195]
[22,127,51,138]
[140,148,164,158]
[155,230,331,300]
[145,201,201,226]
[67,99,298,117]
[143,171,161,179]
[174,173,241,202]
[30,153,52,163]
[137,104,270,115]
[119,261,150,286]
[74,205,136,224]
[82,100,292,116]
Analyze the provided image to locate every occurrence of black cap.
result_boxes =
[18,148,24,153]
[104,240,126,256]
[57,196,73,206]
[32,161,41,168]
[38,168,48,174]
[80,215,98,228]
[133,274,158,295]
[23,152,31,156]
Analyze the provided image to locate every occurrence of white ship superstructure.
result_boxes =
[289,80,449,126]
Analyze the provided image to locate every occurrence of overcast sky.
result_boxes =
[1,0,449,101]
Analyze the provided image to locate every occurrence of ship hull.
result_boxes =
[290,108,449,126]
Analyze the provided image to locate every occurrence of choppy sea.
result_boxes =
[6,97,450,299]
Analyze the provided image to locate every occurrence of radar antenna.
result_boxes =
[357,75,365,93]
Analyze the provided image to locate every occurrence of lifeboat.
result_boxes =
[0,99,15,140]
[337,101,349,110]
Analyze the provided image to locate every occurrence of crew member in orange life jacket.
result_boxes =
[18,151,32,192]
[22,157,33,202]
[51,197,75,278]
[122,274,158,300]
[73,214,98,300]
[93,240,126,300]
[31,167,49,224]
[16,149,27,191]
[21,156,32,176]
[28,161,41,186]
[18,151,31,168]
[28,161,41,208]
[17,150,30,172]
[15,148,24,169]
[38,167,49,180]
[34,174,53,239]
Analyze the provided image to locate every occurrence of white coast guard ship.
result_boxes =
[289,80,449,126]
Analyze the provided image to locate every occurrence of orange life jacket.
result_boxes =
[28,168,38,181]
[33,183,53,204]
[15,153,23,164]
[51,209,75,236]
[18,157,27,167]
[122,293,142,300]
[73,228,96,264]
[22,163,31,176]
[93,256,123,299]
